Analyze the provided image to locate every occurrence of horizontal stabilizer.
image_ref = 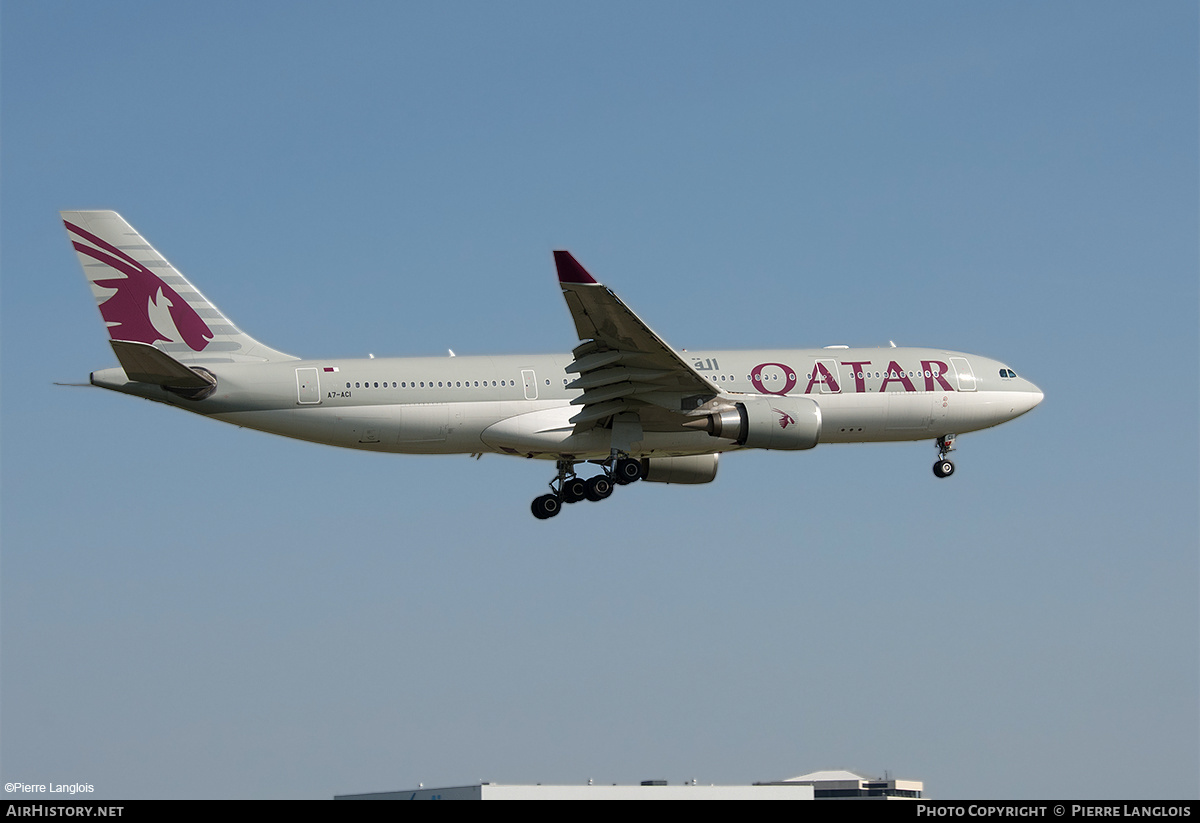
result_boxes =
[110,340,215,389]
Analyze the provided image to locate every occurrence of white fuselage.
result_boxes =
[90,345,1044,460]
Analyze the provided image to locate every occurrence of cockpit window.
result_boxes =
[999,368,1017,379]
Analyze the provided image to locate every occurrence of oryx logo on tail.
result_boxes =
[65,219,213,351]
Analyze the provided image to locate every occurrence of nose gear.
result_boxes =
[933,434,957,478]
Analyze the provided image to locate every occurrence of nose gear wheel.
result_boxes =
[933,434,957,479]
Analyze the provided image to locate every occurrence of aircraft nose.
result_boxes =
[1022,383,1044,414]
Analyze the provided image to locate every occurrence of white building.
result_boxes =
[760,769,925,799]
[336,780,815,801]
[336,769,925,800]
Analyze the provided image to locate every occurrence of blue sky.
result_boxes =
[2,1,1196,800]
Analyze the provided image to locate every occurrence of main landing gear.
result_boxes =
[531,454,644,519]
[933,434,956,478]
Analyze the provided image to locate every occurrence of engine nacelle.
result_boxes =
[640,454,719,484]
[692,396,821,450]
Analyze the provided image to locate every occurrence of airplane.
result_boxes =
[62,210,1044,519]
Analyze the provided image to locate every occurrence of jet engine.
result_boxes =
[686,396,821,450]
[640,454,719,484]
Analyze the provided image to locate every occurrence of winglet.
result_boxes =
[554,251,598,285]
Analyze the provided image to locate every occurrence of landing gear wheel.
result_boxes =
[614,457,644,485]
[585,475,614,501]
[562,477,588,503]
[531,494,561,519]
[933,459,955,478]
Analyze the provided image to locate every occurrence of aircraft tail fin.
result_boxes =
[62,210,297,364]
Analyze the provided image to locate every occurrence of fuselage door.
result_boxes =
[296,367,321,404]
[815,359,841,394]
[949,357,976,392]
[522,369,538,400]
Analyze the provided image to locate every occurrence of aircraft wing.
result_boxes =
[555,251,718,431]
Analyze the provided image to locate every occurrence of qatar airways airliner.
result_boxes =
[63,211,1043,518]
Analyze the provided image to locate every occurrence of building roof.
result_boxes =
[785,770,870,783]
